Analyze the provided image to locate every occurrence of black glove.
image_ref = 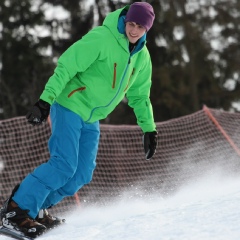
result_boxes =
[26,99,50,126]
[143,131,158,160]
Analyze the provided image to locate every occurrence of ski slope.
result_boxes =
[1,171,240,240]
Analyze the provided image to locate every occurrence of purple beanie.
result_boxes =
[125,2,155,31]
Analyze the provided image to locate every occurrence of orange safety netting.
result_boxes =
[0,106,240,215]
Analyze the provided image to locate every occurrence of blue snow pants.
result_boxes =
[13,102,100,218]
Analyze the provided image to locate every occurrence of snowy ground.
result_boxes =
[1,171,240,240]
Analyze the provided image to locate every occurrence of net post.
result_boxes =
[74,192,81,206]
[203,105,240,157]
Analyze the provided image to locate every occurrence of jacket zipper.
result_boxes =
[68,87,86,98]
[86,58,131,122]
[112,63,117,88]
[124,68,135,92]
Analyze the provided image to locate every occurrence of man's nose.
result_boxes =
[131,26,138,33]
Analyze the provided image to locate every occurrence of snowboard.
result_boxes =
[0,221,64,240]
[0,226,33,240]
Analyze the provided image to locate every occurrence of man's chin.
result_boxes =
[129,39,138,44]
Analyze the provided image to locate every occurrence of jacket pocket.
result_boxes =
[68,87,86,98]
[112,63,117,89]
[124,68,135,92]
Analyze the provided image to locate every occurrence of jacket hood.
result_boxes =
[103,6,129,39]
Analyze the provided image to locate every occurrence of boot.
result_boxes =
[0,185,46,239]
[36,209,65,229]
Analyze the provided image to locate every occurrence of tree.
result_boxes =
[148,0,240,121]
[1,0,240,123]
[0,0,54,118]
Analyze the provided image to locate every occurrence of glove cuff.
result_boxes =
[38,99,50,110]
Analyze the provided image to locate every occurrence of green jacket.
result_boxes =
[40,6,156,133]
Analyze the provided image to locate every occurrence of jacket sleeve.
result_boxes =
[40,27,103,105]
[126,52,156,133]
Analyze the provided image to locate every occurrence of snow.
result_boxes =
[1,171,239,240]
[45,173,240,239]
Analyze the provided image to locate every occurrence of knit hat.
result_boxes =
[125,2,155,31]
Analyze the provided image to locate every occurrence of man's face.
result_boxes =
[125,22,146,44]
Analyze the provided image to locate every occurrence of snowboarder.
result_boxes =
[0,2,158,238]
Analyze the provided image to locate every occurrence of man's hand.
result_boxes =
[26,99,50,126]
[143,131,158,160]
